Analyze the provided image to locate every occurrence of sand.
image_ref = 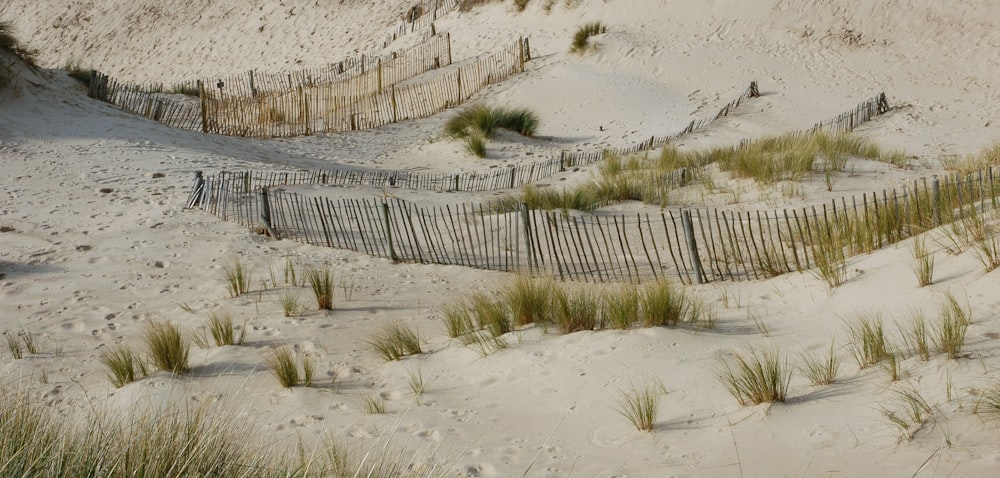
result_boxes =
[2,0,1000,476]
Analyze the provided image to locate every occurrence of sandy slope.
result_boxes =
[2,0,1000,476]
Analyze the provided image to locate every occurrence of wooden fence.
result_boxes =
[199,36,529,137]
[187,167,1000,284]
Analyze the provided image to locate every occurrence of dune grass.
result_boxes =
[0,21,38,90]
[281,289,303,317]
[911,236,934,286]
[880,387,933,443]
[444,104,539,139]
[602,285,640,330]
[614,379,666,432]
[224,259,251,298]
[935,293,970,359]
[505,275,555,327]
[143,321,190,375]
[570,21,607,53]
[367,322,423,361]
[798,341,840,386]
[846,313,890,369]
[553,287,600,333]
[265,346,301,388]
[638,280,688,327]
[718,347,792,405]
[901,311,932,362]
[208,309,246,346]
[0,388,444,477]
[307,267,335,310]
[465,133,487,158]
[100,344,148,388]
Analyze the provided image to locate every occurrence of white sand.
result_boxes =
[2,0,1000,476]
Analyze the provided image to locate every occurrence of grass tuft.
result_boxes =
[207,309,246,346]
[846,313,890,369]
[614,379,665,432]
[143,320,190,374]
[798,341,840,386]
[307,267,335,310]
[718,347,792,405]
[224,259,251,298]
[265,346,300,388]
[367,322,423,361]
[465,132,487,158]
[445,104,539,139]
[570,21,607,53]
[911,236,934,286]
[100,344,148,388]
[506,275,555,327]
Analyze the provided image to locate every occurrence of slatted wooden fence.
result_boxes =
[188,165,1000,284]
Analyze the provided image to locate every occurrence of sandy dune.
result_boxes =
[2,0,1000,476]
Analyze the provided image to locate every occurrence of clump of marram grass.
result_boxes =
[444,104,539,157]
[570,21,607,53]
[718,347,792,405]
[901,311,932,362]
[4,328,40,359]
[602,285,639,330]
[143,320,190,374]
[265,345,307,388]
[912,236,935,286]
[935,293,970,359]
[207,309,246,346]
[470,290,513,338]
[367,322,423,361]
[465,133,487,158]
[100,343,148,388]
[223,258,251,298]
[614,379,666,432]
[307,266,335,310]
[364,393,387,414]
[717,131,907,185]
[553,286,600,334]
[798,341,840,386]
[0,21,38,90]
[441,299,475,338]
[880,386,934,443]
[811,222,848,289]
[846,313,890,369]
[0,387,446,475]
[281,289,302,317]
[506,275,555,327]
[638,280,688,327]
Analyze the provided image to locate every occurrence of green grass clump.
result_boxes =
[441,300,475,338]
[614,379,666,432]
[465,133,487,158]
[307,267,335,310]
[638,280,688,327]
[265,346,301,388]
[554,287,600,334]
[444,104,539,140]
[935,293,970,359]
[4,328,39,359]
[505,275,555,327]
[208,309,246,346]
[846,313,890,369]
[100,344,148,388]
[143,321,190,374]
[798,341,840,386]
[911,236,934,286]
[570,21,607,53]
[470,291,513,338]
[224,259,251,298]
[367,322,423,361]
[602,285,639,330]
[718,347,791,405]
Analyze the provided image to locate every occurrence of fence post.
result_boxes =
[382,201,398,263]
[749,80,759,98]
[446,32,452,64]
[453,174,459,191]
[681,210,705,284]
[509,167,516,189]
[559,151,566,172]
[198,80,208,134]
[931,175,940,226]
[377,58,383,91]
[518,37,525,72]
[520,202,533,273]
[524,37,531,61]
[391,85,398,122]
[260,187,279,239]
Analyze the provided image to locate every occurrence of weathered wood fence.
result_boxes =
[187,167,1000,284]
[86,30,529,138]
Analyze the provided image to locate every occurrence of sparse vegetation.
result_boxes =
[718,347,792,405]
[846,313,890,369]
[265,346,301,388]
[207,309,246,346]
[224,259,251,298]
[367,322,423,361]
[307,267,335,310]
[911,236,934,286]
[143,320,190,375]
[571,22,607,53]
[880,387,933,442]
[0,21,37,90]
[100,343,148,388]
[614,379,666,432]
[798,341,840,386]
